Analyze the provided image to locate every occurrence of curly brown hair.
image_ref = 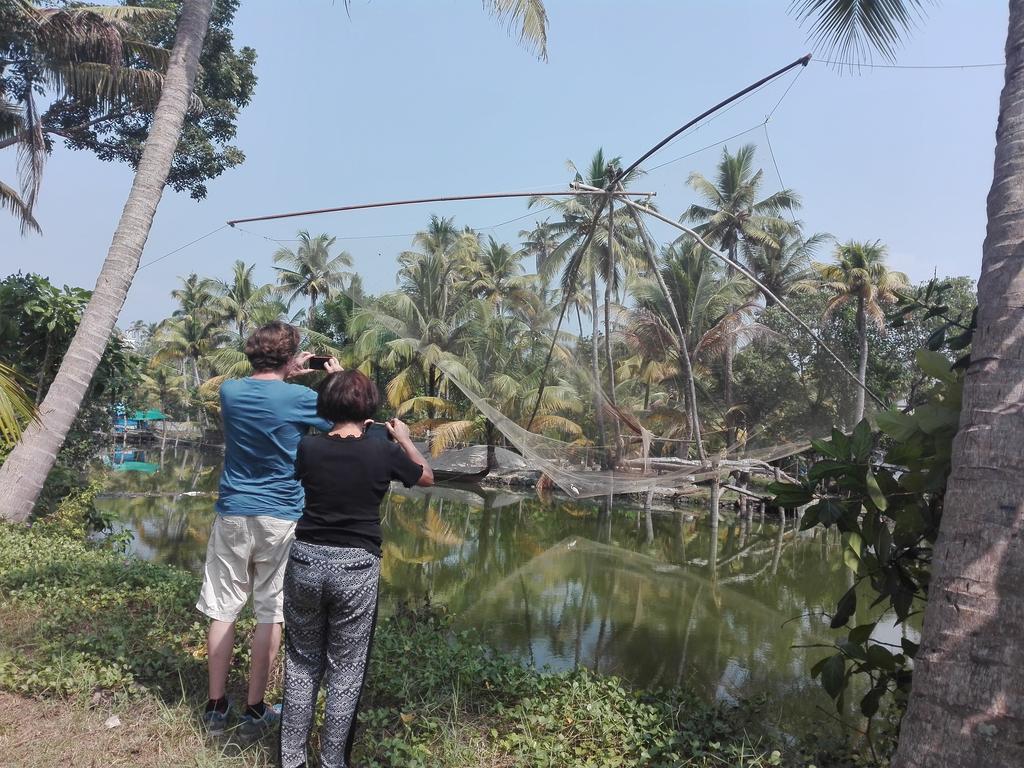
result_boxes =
[245,321,300,373]
[317,370,381,424]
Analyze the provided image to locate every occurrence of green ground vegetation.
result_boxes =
[0,511,877,768]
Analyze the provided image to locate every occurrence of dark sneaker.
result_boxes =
[238,703,281,740]
[201,699,232,735]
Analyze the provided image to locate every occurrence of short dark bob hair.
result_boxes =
[317,370,381,424]
[245,321,300,373]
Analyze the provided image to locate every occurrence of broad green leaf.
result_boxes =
[808,460,855,483]
[769,482,814,507]
[915,349,956,384]
[821,654,845,700]
[892,585,914,620]
[843,532,863,573]
[831,586,857,629]
[914,403,958,435]
[799,504,820,531]
[897,471,927,493]
[848,623,876,644]
[926,326,946,350]
[811,437,843,460]
[865,470,888,512]
[810,655,830,678]
[860,685,883,718]
[876,410,917,442]
[901,637,920,657]
[830,428,851,459]
[815,498,846,527]
[876,524,893,564]
[851,420,873,462]
[866,644,896,671]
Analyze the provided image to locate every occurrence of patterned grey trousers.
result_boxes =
[280,541,380,768]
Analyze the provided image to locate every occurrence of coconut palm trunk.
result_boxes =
[603,200,620,465]
[625,205,705,460]
[589,270,608,467]
[723,243,738,444]
[0,0,214,523]
[892,2,1024,764]
[854,294,868,426]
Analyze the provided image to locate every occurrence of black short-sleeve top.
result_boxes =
[293,432,424,556]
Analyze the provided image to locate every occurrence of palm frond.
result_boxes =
[397,396,452,417]
[430,419,477,456]
[0,362,38,445]
[0,179,41,234]
[791,0,928,64]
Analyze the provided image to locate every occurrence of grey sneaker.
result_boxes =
[238,703,281,740]
[201,699,232,735]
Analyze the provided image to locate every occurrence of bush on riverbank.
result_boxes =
[0,522,874,767]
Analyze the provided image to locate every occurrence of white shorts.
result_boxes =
[196,514,296,624]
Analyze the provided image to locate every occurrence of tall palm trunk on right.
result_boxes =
[892,1,1024,764]
[0,0,214,523]
[790,1,1024,761]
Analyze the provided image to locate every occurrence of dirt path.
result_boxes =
[0,692,270,767]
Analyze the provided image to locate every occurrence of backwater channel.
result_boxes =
[95,445,899,736]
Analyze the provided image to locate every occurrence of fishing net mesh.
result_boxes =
[435,358,817,499]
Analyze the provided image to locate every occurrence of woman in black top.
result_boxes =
[279,370,433,768]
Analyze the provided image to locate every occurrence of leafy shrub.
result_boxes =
[770,287,972,751]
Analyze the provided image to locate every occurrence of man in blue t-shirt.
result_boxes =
[196,321,340,736]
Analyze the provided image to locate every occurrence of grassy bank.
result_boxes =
[0,522,868,767]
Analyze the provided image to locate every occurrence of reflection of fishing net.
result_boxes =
[461,536,785,624]
[436,358,818,499]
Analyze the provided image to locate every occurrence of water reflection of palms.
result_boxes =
[108,467,849,725]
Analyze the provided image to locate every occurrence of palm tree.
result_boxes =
[812,240,907,425]
[154,274,226,425]
[138,361,184,419]
[468,236,531,313]
[0,2,177,231]
[683,144,799,441]
[0,0,215,523]
[531,150,641,459]
[351,216,478,408]
[519,220,593,338]
[213,260,273,338]
[519,220,559,279]
[741,222,829,306]
[427,300,583,469]
[627,240,762,450]
[273,231,353,320]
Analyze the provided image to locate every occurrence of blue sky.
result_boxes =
[0,1,1008,324]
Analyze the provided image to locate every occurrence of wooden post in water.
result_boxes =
[644,487,655,545]
[772,507,786,575]
[709,475,721,575]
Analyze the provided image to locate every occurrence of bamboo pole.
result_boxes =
[227,190,655,226]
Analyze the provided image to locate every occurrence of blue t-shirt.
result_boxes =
[215,378,332,520]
